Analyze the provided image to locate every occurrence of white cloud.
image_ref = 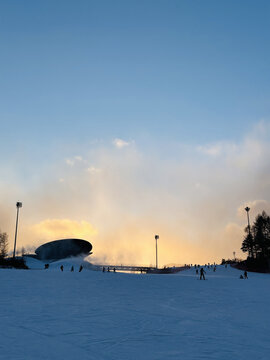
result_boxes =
[113,138,130,149]
[65,155,84,166]
[197,142,238,157]
[65,158,75,166]
[197,144,222,156]
[2,120,270,265]
[87,166,101,174]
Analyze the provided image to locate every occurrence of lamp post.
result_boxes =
[155,235,159,269]
[245,206,251,235]
[13,202,22,258]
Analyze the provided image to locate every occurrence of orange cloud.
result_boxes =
[30,219,98,242]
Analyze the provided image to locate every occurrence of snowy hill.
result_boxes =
[0,264,270,360]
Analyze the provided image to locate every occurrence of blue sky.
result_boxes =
[1,0,270,149]
[1,1,270,263]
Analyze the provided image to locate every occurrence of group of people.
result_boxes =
[44,263,84,272]
[103,267,116,272]
[60,265,83,272]
[194,263,216,280]
[240,271,248,279]
[194,264,248,280]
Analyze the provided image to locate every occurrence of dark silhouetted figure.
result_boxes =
[240,275,244,279]
[79,265,83,272]
[71,266,74,272]
[200,268,206,280]
[244,271,248,279]
[102,267,105,272]
[213,266,216,272]
[60,265,64,272]
[107,267,110,272]
[44,264,49,269]
[113,267,116,273]
[196,269,199,275]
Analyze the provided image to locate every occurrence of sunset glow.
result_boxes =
[0,1,269,266]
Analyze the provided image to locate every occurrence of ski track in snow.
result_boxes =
[1,261,270,360]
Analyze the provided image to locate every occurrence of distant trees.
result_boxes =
[0,231,28,269]
[0,231,8,259]
[21,246,25,256]
[241,211,270,260]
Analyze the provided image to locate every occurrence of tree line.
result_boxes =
[0,231,28,268]
[241,211,270,262]
[0,231,8,259]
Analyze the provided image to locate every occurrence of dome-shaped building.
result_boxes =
[35,239,92,260]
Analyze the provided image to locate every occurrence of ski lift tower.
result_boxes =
[13,202,22,258]
[155,235,159,269]
[245,206,251,235]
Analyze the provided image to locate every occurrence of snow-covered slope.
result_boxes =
[0,265,269,360]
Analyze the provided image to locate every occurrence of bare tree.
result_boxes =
[0,231,9,258]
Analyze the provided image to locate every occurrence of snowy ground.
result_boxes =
[1,260,270,360]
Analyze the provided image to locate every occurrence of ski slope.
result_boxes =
[1,261,270,360]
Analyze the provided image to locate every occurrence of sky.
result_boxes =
[0,0,270,265]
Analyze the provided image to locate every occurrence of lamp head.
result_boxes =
[245,206,250,213]
[155,235,159,240]
[16,202,22,208]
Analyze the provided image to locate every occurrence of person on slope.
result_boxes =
[71,266,74,272]
[79,265,83,272]
[244,271,248,279]
[196,269,199,275]
[200,267,206,280]
[60,265,64,272]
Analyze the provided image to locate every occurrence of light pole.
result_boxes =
[155,235,159,269]
[13,202,22,258]
[245,206,251,235]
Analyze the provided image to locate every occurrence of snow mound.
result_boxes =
[24,255,99,271]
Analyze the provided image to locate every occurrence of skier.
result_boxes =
[71,266,74,272]
[200,267,206,280]
[60,265,64,272]
[102,267,105,272]
[244,271,248,279]
[44,264,49,270]
[79,265,83,272]
[196,269,199,275]
[107,267,110,272]
[113,267,116,273]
